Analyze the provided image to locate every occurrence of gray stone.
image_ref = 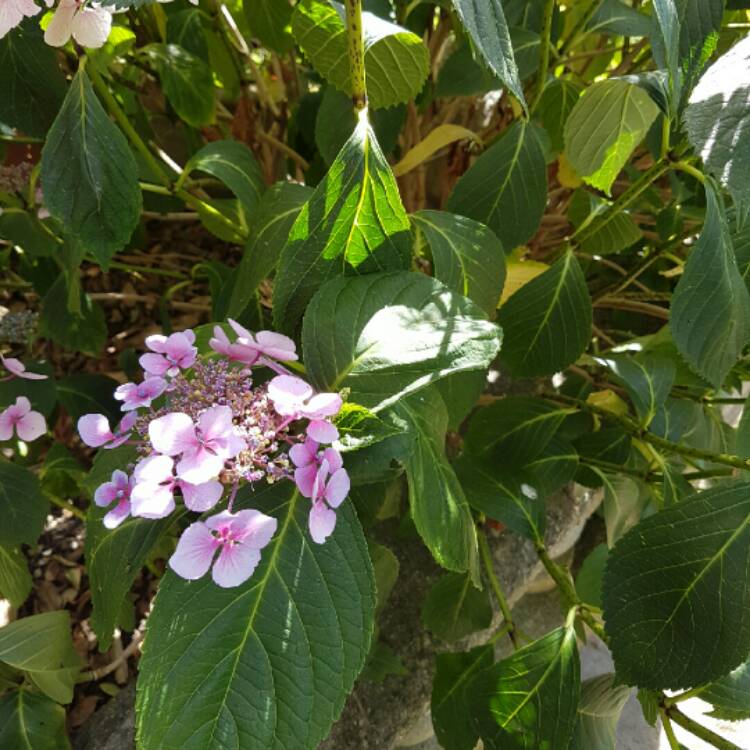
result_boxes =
[73,683,135,750]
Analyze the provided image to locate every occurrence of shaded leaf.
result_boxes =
[447,121,547,252]
[302,271,502,413]
[603,481,750,689]
[136,482,375,750]
[423,572,493,642]
[0,545,32,609]
[572,674,631,750]
[0,460,48,547]
[56,373,120,423]
[575,543,608,609]
[0,689,69,750]
[245,0,294,52]
[701,659,750,721]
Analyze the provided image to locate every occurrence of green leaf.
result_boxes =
[0,689,69,750]
[388,388,480,582]
[167,8,209,61]
[0,20,66,137]
[142,43,215,127]
[225,182,312,319]
[334,402,402,452]
[422,572,493,642]
[413,210,506,317]
[0,210,60,258]
[449,0,527,110]
[361,642,408,682]
[603,481,750,689]
[0,360,56,416]
[301,271,502,413]
[40,70,141,267]
[0,611,81,704]
[136,482,375,750]
[569,190,642,255]
[86,501,181,652]
[245,0,294,52]
[273,119,411,334]
[178,140,264,219]
[455,456,545,541]
[537,79,583,154]
[470,626,581,749]
[292,0,429,109]
[447,121,547,252]
[588,0,651,38]
[571,674,631,750]
[525,435,579,496]
[564,80,659,194]
[497,251,592,378]
[701,658,750,721]
[595,354,676,427]
[575,543,608,609]
[0,545,31,609]
[436,44,502,99]
[431,645,494,750]
[650,0,680,111]
[670,185,750,388]
[601,473,646,548]
[464,396,572,464]
[56,373,120,423]
[369,540,399,612]
[0,461,48,547]
[685,36,750,206]
[435,370,487,431]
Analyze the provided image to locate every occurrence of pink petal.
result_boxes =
[12,396,31,415]
[169,522,218,580]
[198,405,234,441]
[130,482,175,519]
[322,447,343,473]
[227,319,255,342]
[139,352,169,376]
[309,501,337,544]
[16,410,46,442]
[212,542,261,588]
[205,510,235,532]
[0,410,13,441]
[182,329,196,345]
[267,375,312,415]
[134,454,173,483]
[289,440,316,467]
[230,509,277,549]
[94,481,118,508]
[176,447,225,484]
[144,334,168,353]
[44,0,76,46]
[294,465,318,498]
[71,5,112,48]
[103,499,131,529]
[181,480,223,512]
[325,468,350,509]
[148,412,195,456]
[307,420,339,443]
[302,393,343,419]
[224,432,247,459]
[255,331,298,361]
[78,414,113,448]
[1,356,47,380]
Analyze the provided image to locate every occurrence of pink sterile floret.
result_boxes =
[209,320,298,366]
[148,405,246,484]
[308,458,350,544]
[139,329,197,378]
[267,375,342,420]
[169,509,277,588]
[1,354,48,380]
[114,376,167,411]
[95,470,134,529]
[78,412,137,449]
[130,454,223,519]
[0,396,46,442]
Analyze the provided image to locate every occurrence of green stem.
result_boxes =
[667,706,742,750]
[344,0,367,110]
[88,63,171,188]
[660,708,682,750]
[665,684,708,705]
[574,157,670,244]
[558,0,603,57]
[478,529,519,648]
[672,160,707,184]
[47,494,86,521]
[531,0,556,111]
[105,260,187,279]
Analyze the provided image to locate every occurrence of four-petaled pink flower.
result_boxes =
[95,470,134,529]
[140,330,197,378]
[169,509,277,588]
[1,355,48,380]
[290,437,343,498]
[131,454,223,519]
[44,0,113,49]
[308,459,350,544]
[114,376,167,412]
[209,320,298,366]
[149,405,246,484]
[78,412,137,449]
[0,0,40,41]
[267,375,342,420]
[0,396,46,442]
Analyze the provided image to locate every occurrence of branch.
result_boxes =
[345,0,367,110]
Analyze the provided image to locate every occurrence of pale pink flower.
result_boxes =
[78,412,137,449]
[44,0,112,49]
[267,375,342,420]
[148,405,246,484]
[0,0,40,40]
[169,509,277,587]
[94,470,134,529]
[130,454,223,519]
[139,330,197,378]
[308,459,350,544]
[209,320,297,366]
[114,376,167,411]
[306,420,338,443]
[1,355,48,380]
[0,396,46,442]
[290,437,343,498]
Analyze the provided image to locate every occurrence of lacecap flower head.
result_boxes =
[78,325,349,588]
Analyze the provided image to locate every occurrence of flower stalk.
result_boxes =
[344,0,367,110]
